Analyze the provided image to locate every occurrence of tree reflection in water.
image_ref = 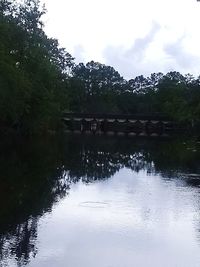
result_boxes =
[0,134,199,266]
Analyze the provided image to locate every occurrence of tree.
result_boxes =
[71,61,124,113]
[0,0,74,133]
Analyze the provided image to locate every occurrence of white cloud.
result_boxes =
[43,0,200,78]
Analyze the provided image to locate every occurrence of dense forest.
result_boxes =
[1,0,200,134]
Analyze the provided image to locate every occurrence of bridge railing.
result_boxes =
[62,112,174,136]
[62,112,172,121]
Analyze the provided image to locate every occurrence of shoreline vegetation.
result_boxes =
[1,0,200,135]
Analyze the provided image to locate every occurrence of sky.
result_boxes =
[43,0,200,79]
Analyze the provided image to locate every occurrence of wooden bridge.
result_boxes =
[62,113,174,136]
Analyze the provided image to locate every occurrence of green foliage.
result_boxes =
[0,0,74,134]
[71,61,125,113]
[70,62,200,129]
[1,0,200,134]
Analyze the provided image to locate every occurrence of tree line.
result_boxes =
[1,0,200,134]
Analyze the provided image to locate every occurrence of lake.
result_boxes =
[0,134,200,267]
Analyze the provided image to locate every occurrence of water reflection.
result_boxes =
[0,134,200,266]
[61,134,200,183]
[0,136,69,266]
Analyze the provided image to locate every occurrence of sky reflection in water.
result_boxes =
[1,135,200,267]
[27,170,200,267]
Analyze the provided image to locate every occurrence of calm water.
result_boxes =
[1,134,200,267]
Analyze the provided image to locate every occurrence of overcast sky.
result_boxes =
[43,0,200,79]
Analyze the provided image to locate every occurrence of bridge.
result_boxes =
[62,113,174,136]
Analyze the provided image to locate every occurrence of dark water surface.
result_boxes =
[1,134,200,267]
